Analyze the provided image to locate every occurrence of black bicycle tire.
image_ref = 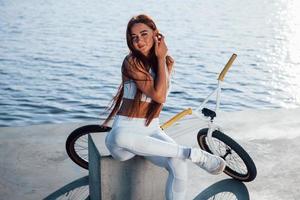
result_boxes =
[44,176,89,200]
[197,128,257,182]
[193,178,250,200]
[65,124,111,170]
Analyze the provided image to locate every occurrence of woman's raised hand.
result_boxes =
[154,34,168,60]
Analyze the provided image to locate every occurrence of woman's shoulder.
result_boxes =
[122,54,138,78]
[124,53,135,61]
[122,54,134,67]
[122,54,151,80]
[122,54,144,71]
[122,54,133,69]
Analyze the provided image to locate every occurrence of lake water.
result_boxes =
[1,0,300,127]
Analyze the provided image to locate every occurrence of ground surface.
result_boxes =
[0,108,300,199]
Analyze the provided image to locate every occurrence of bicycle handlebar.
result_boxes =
[160,54,237,130]
[217,53,237,81]
[160,108,192,130]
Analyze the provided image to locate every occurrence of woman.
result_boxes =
[104,14,226,200]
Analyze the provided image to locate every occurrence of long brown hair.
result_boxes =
[103,14,172,126]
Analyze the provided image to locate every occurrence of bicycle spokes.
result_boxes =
[206,137,248,176]
[74,135,89,162]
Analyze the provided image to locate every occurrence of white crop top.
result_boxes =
[123,68,171,103]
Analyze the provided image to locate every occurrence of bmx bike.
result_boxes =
[65,53,257,182]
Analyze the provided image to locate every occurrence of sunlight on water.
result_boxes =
[285,0,300,106]
[265,0,300,108]
[0,0,300,126]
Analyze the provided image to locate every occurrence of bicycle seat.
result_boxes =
[201,108,216,120]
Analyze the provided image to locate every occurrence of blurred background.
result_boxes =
[1,0,300,127]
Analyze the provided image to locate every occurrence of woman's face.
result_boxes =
[130,23,156,57]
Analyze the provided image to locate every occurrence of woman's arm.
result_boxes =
[166,55,174,75]
[123,34,170,103]
[123,57,167,104]
[165,55,174,90]
[153,34,170,102]
[155,57,168,103]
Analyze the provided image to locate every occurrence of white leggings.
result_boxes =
[105,115,189,200]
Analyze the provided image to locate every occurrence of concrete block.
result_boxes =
[89,134,168,200]
[89,134,101,200]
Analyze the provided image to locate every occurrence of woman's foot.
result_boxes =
[189,148,226,175]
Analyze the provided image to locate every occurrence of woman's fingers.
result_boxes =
[160,36,168,49]
[161,38,168,52]
[154,33,168,59]
[154,35,158,46]
[154,35,159,54]
[166,56,174,65]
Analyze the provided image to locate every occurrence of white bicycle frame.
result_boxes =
[193,80,223,155]
[160,54,237,156]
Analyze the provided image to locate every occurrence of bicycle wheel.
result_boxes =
[66,125,111,170]
[44,176,89,200]
[194,179,249,200]
[197,128,257,182]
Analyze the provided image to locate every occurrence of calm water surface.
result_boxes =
[1,0,300,127]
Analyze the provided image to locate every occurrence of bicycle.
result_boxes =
[65,53,257,182]
[44,176,89,200]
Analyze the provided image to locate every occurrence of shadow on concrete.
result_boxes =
[43,177,249,200]
[193,178,250,200]
[43,176,89,200]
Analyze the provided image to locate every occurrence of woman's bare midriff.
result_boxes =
[117,98,161,118]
